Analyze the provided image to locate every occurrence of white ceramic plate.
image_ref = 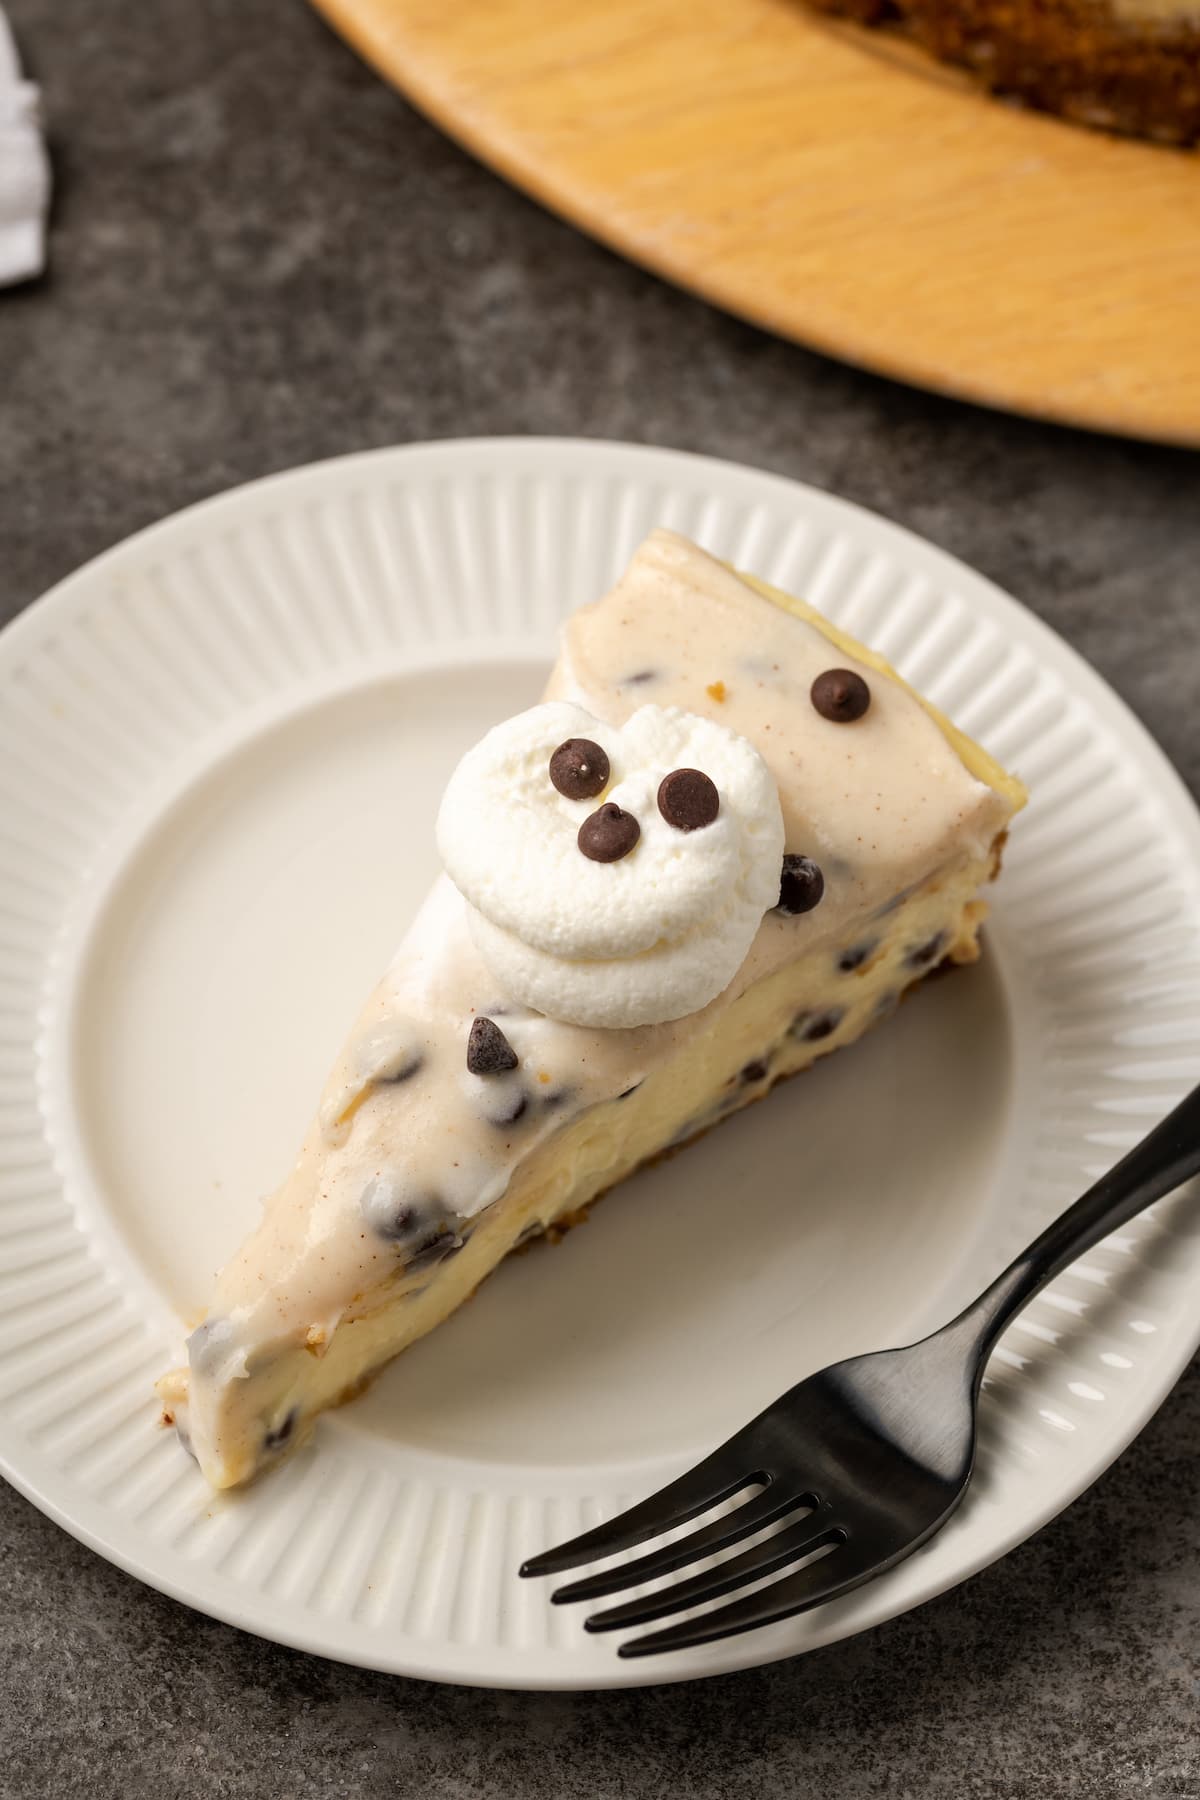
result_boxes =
[2,440,1198,1690]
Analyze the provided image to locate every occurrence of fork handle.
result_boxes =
[958,1077,1200,1360]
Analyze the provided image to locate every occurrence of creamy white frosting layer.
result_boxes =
[437,700,785,1027]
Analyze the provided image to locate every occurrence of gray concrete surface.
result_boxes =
[2,1,1198,1794]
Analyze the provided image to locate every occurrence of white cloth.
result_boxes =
[0,6,49,286]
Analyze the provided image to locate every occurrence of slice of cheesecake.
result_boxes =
[159,530,1025,1489]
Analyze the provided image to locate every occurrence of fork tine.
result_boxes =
[615,1537,871,1658]
[551,1486,814,1606]
[584,1514,844,1634]
[519,1447,763,1579]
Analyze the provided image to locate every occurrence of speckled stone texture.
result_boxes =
[2,1,1198,1794]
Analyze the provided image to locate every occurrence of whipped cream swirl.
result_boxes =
[436,701,784,1028]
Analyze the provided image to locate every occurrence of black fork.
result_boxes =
[520,1081,1200,1658]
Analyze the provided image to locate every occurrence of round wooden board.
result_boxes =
[312,0,1200,444]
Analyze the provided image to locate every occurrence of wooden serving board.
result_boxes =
[312,0,1200,444]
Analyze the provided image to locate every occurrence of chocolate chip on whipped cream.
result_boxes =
[549,736,610,800]
[578,801,641,863]
[657,767,719,831]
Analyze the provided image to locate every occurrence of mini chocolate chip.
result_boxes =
[658,767,720,832]
[380,1051,423,1085]
[186,1317,234,1374]
[354,1019,425,1086]
[578,802,640,862]
[791,1007,845,1043]
[361,1176,445,1246]
[549,737,610,801]
[776,854,825,916]
[740,1059,769,1084]
[811,668,871,723]
[363,1188,466,1266]
[467,1016,519,1075]
[410,1231,464,1274]
[263,1407,298,1453]
[838,942,877,973]
[407,1227,464,1273]
[907,929,949,970]
[489,1090,529,1127]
